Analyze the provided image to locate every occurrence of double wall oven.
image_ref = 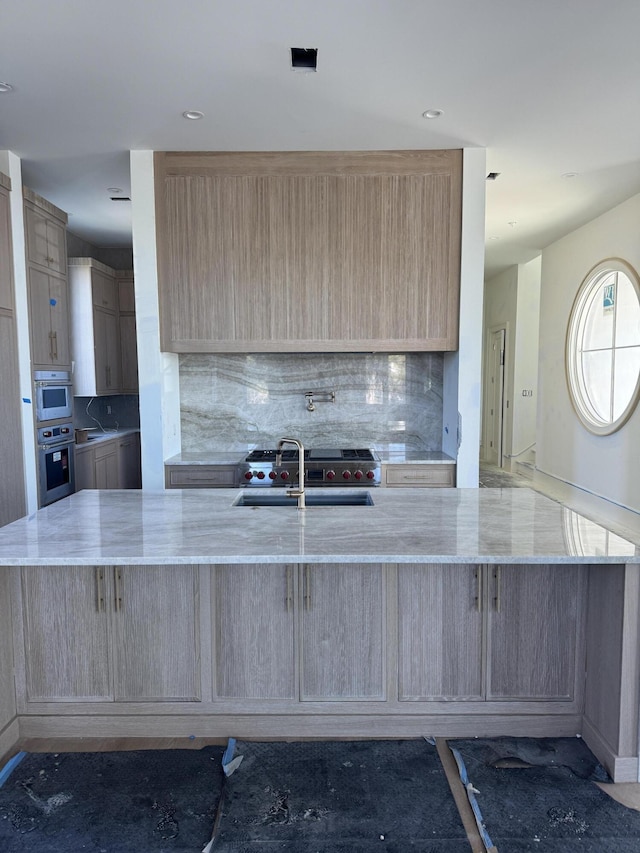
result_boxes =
[34,370,75,506]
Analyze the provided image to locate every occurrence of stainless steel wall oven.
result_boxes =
[37,422,75,506]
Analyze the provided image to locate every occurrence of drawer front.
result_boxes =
[384,464,455,488]
[167,466,237,488]
[93,438,118,459]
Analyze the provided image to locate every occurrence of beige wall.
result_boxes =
[536,193,640,514]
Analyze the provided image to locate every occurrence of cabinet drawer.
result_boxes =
[384,464,456,488]
[166,465,238,488]
[93,437,118,459]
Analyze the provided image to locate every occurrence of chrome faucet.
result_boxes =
[276,437,306,509]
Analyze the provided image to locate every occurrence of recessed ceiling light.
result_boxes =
[561,171,580,179]
[422,109,443,119]
[107,187,123,194]
[508,220,518,228]
[0,82,13,93]
[182,110,204,120]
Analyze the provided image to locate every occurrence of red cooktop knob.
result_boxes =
[354,470,363,480]
[257,471,265,479]
[342,470,351,479]
[326,470,336,480]
[366,470,375,479]
[281,471,289,480]
[244,471,253,480]
[268,471,277,480]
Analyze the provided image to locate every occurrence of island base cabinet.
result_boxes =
[397,564,483,700]
[487,564,585,701]
[17,565,200,706]
[212,564,296,699]
[300,564,385,701]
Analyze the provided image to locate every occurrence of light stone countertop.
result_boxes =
[0,487,637,566]
[75,427,140,449]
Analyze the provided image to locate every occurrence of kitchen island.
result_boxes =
[0,487,638,781]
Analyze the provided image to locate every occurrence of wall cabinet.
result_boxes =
[397,563,585,705]
[384,463,456,488]
[24,189,71,370]
[69,259,122,395]
[116,272,138,393]
[155,150,462,353]
[19,564,200,703]
[74,432,141,492]
[0,175,15,312]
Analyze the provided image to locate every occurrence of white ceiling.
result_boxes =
[2,0,639,279]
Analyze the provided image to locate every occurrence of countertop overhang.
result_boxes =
[0,487,638,566]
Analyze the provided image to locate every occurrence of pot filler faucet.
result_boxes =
[276,437,306,509]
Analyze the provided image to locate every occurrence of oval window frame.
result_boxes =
[566,258,640,435]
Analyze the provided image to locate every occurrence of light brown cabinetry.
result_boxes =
[116,272,138,393]
[213,564,296,699]
[18,564,200,703]
[0,571,17,730]
[212,562,385,702]
[0,175,26,527]
[75,433,141,491]
[155,150,462,353]
[384,464,456,488]
[165,464,238,489]
[24,188,70,370]
[397,563,585,705]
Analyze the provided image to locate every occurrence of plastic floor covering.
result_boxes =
[448,736,640,853]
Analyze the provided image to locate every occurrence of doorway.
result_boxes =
[484,327,506,467]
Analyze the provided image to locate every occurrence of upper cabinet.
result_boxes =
[24,188,71,370]
[0,173,15,313]
[154,150,462,353]
[69,259,137,396]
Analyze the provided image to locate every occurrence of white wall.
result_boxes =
[511,256,541,463]
[536,193,640,514]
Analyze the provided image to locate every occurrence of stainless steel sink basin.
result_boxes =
[233,491,374,508]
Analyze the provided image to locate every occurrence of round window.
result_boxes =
[566,259,640,434]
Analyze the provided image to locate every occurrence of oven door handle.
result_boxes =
[38,440,75,452]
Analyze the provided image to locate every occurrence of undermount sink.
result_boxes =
[233,491,374,508]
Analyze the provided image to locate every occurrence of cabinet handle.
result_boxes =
[114,567,124,611]
[474,567,482,611]
[304,565,311,610]
[95,567,105,612]
[285,566,293,612]
[493,566,501,612]
[52,331,58,360]
[49,331,55,361]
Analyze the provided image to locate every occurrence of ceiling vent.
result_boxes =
[291,47,318,71]
[110,196,131,202]
[486,172,501,181]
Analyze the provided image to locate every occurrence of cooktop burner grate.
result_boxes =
[245,448,376,463]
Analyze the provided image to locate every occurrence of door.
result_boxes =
[111,565,200,701]
[300,563,385,700]
[397,564,483,700]
[21,566,112,701]
[487,564,584,701]
[212,564,296,699]
[485,327,505,465]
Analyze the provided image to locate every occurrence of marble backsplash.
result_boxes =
[180,353,443,452]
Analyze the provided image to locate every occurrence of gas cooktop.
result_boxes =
[240,448,380,487]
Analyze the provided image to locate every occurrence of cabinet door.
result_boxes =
[111,565,200,701]
[0,572,16,727]
[117,433,141,489]
[24,206,67,273]
[93,308,121,393]
[28,268,70,367]
[74,447,96,491]
[0,316,26,526]
[212,564,295,699]
[397,564,483,700]
[94,443,119,489]
[300,563,385,700]
[119,313,138,392]
[20,566,112,701]
[0,184,14,312]
[487,564,584,701]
